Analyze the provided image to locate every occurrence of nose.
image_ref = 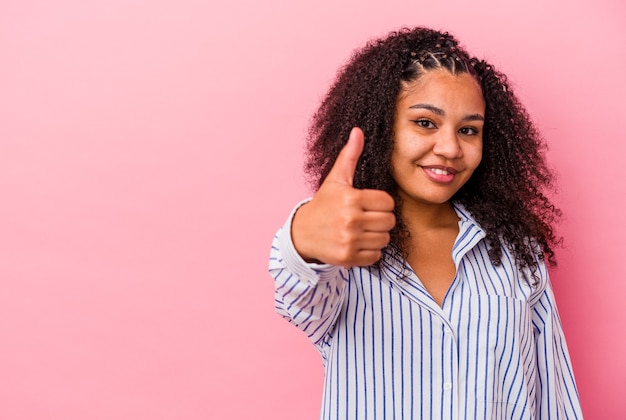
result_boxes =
[432,128,463,159]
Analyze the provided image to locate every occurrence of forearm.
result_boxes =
[269,204,349,344]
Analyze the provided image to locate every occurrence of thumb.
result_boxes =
[326,127,364,186]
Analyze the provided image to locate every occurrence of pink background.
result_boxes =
[1,0,624,418]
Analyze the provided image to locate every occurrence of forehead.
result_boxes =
[398,69,485,111]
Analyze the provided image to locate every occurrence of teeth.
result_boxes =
[429,168,450,175]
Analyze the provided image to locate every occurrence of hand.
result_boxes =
[292,127,396,267]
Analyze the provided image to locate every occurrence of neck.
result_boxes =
[399,199,459,233]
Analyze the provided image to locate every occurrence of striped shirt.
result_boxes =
[269,202,583,419]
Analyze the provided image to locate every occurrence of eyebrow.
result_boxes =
[409,103,485,122]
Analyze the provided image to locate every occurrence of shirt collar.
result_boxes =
[381,201,487,272]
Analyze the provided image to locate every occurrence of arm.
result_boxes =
[268,128,395,344]
[532,271,584,419]
[269,203,349,345]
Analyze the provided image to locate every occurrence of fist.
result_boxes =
[292,127,396,267]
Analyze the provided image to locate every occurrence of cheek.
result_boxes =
[392,137,427,161]
[466,143,483,169]
[389,147,415,184]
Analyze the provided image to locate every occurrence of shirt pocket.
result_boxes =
[459,295,536,407]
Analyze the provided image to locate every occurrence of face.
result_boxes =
[391,68,485,211]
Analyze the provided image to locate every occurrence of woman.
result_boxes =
[269,27,582,419]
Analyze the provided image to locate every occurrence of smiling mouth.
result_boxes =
[424,166,458,175]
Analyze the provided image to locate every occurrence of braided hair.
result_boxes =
[305,27,560,284]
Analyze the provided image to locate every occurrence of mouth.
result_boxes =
[421,165,459,183]
[423,166,458,175]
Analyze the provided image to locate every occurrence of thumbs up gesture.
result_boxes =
[292,127,396,267]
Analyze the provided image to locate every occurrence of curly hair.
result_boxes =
[305,27,561,283]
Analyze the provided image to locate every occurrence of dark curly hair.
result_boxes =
[304,27,561,283]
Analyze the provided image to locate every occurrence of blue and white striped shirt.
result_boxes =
[269,202,583,419]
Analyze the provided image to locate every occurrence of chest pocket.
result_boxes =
[457,295,536,407]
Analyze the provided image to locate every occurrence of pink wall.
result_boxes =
[1,0,624,418]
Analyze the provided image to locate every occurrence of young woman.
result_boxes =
[269,27,582,419]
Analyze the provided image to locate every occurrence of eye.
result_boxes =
[412,119,436,129]
[459,126,480,136]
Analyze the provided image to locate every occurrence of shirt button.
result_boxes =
[443,382,452,391]
[444,328,452,335]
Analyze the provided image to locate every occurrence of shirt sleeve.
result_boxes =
[268,200,349,345]
[532,267,584,419]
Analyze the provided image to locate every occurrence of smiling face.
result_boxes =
[391,68,485,212]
